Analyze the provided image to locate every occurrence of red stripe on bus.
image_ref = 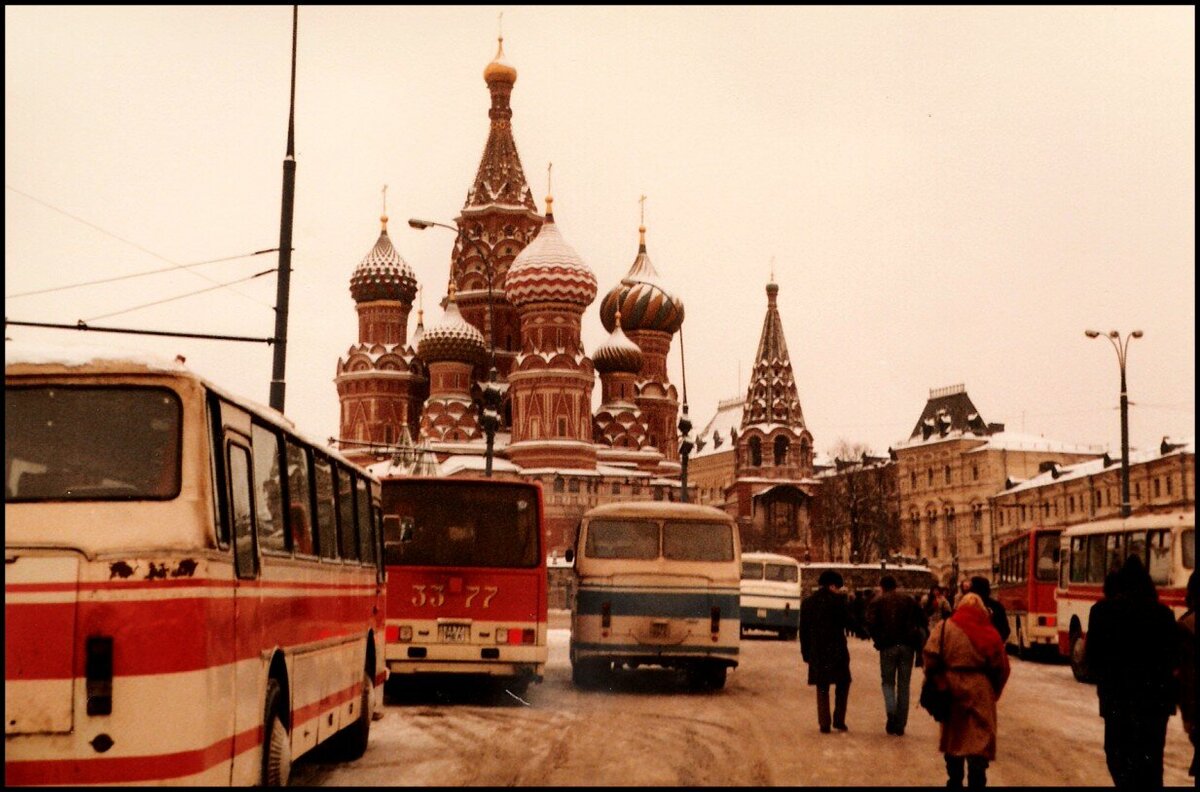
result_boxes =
[6,578,379,595]
[292,678,363,727]
[2,724,260,786]
[6,594,381,680]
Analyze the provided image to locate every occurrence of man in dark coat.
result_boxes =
[867,574,927,736]
[969,576,1010,644]
[800,569,852,733]
[1085,555,1180,790]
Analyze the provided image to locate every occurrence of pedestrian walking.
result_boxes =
[922,585,951,628]
[952,579,971,609]
[867,574,927,736]
[1084,554,1180,790]
[800,569,852,734]
[968,576,1011,644]
[1179,570,1197,778]
[923,592,1010,788]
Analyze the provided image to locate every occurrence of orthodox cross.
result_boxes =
[382,184,388,215]
[639,194,647,225]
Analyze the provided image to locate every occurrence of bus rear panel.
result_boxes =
[381,478,547,691]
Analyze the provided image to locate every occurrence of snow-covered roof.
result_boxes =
[1000,439,1195,495]
[693,395,743,459]
[6,338,187,371]
[438,455,523,476]
[894,427,1103,456]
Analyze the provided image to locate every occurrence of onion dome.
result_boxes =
[417,286,486,365]
[592,311,643,375]
[350,215,418,304]
[504,196,598,308]
[483,36,517,84]
[599,225,684,334]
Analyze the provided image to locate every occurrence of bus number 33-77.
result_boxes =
[410,584,499,608]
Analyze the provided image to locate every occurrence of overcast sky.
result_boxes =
[5,6,1194,458]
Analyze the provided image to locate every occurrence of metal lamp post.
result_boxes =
[1085,328,1143,518]
[410,218,501,476]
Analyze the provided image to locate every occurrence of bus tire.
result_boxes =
[1069,631,1089,682]
[781,628,798,641]
[262,679,292,787]
[686,663,726,691]
[1014,620,1027,660]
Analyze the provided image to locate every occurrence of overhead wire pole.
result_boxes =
[269,5,299,413]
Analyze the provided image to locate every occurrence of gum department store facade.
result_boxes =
[332,39,1194,583]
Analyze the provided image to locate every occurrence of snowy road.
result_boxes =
[292,613,1193,786]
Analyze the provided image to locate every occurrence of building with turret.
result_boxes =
[335,37,690,554]
[691,278,821,557]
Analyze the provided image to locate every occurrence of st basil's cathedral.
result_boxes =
[333,37,817,557]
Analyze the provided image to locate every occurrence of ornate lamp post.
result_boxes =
[1085,328,1143,518]
[410,218,501,476]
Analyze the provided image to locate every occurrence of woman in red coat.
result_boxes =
[923,591,1010,788]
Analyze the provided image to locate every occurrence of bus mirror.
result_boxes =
[564,548,574,565]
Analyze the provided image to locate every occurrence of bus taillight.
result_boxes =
[601,602,611,629]
[85,636,113,716]
[710,606,721,637]
[1038,616,1056,627]
[522,628,535,644]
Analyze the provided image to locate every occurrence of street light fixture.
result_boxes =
[1085,328,1143,518]
[410,217,501,477]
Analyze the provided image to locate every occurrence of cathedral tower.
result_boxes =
[505,195,598,470]
[598,222,685,468]
[335,213,426,457]
[449,36,544,383]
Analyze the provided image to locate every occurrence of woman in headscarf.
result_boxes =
[923,591,1011,788]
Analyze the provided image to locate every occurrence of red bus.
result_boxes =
[1056,511,1194,680]
[994,527,1062,658]
[4,344,386,785]
[380,477,547,696]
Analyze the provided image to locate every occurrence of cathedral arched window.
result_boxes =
[774,436,789,466]
[749,436,762,467]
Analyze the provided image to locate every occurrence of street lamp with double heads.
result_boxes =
[410,218,501,477]
[1085,328,1143,518]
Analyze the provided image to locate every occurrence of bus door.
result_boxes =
[224,435,264,781]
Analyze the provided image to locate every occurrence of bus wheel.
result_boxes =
[1014,622,1028,660]
[780,628,798,642]
[1069,632,1089,682]
[686,663,726,691]
[327,671,373,761]
[262,679,292,786]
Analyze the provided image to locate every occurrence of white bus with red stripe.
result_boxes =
[5,343,386,785]
[380,477,547,696]
[1056,510,1194,681]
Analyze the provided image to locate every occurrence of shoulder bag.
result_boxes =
[919,619,953,722]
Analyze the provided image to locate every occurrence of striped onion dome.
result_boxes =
[599,226,684,334]
[504,197,597,309]
[592,311,643,374]
[483,36,517,84]
[350,216,418,304]
[417,288,486,365]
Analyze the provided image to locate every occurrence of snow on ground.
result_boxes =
[292,613,1193,786]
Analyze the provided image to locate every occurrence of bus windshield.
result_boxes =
[663,521,734,562]
[742,561,765,580]
[6,386,182,502]
[384,482,539,567]
[765,563,798,583]
[586,519,658,560]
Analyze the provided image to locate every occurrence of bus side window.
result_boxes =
[313,456,338,560]
[335,466,358,561]
[228,443,258,580]
[1147,530,1172,585]
[374,507,385,580]
[285,440,315,556]
[207,394,230,549]
[252,423,287,555]
[355,477,374,565]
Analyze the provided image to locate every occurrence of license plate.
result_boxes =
[650,622,669,638]
[439,624,470,643]
[757,609,768,618]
